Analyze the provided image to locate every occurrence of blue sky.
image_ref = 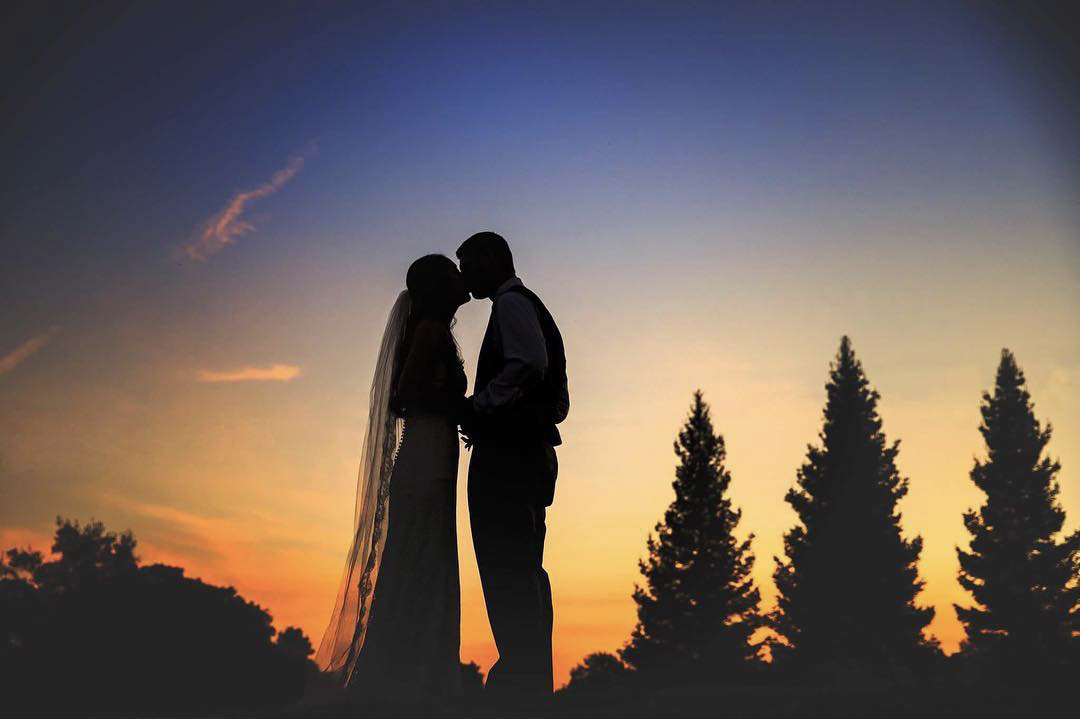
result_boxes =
[2,0,1077,682]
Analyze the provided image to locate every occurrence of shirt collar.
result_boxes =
[494,276,523,297]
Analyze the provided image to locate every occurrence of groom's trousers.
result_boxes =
[467,439,556,698]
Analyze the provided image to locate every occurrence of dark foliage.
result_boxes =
[770,337,937,680]
[565,652,634,693]
[548,682,1068,719]
[954,349,1080,680]
[460,660,485,695]
[621,391,761,684]
[0,517,318,715]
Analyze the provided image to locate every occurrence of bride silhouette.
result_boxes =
[316,254,470,704]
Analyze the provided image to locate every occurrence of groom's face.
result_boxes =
[457,253,491,300]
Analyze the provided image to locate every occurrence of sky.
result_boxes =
[2,0,1078,687]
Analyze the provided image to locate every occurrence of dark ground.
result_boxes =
[124,685,1064,719]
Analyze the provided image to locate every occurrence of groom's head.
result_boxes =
[456,231,515,300]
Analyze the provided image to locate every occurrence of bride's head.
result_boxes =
[390,255,467,413]
[405,254,470,321]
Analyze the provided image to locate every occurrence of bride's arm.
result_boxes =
[395,320,452,411]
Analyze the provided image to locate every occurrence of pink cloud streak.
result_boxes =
[0,328,58,377]
[196,364,302,383]
[183,152,308,261]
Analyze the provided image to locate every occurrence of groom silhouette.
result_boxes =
[456,232,569,703]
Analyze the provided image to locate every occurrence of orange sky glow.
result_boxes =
[2,1,1077,691]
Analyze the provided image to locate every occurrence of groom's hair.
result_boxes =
[457,231,514,274]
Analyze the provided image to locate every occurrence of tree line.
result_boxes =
[0,517,325,714]
[0,517,486,715]
[567,338,1079,693]
[2,336,1075,713]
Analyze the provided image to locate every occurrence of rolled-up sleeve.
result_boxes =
[473,292,547,414]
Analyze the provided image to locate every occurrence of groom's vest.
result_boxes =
[475,284,567,447]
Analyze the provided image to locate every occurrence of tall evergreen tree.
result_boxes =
[621,391,761,683]
[770,336,935,678]
[955,349,1080,677]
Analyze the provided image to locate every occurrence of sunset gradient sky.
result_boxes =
[2,1,1078,686]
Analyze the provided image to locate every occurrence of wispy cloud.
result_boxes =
[0,328,58,377]
[97,493,338,637]
[197,364,302,383]
[1049,365,1079,389]
[101,493,279,570]
[0,527,55,553]
[181,149,312,261]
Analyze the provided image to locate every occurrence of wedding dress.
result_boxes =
[316,291,464,702]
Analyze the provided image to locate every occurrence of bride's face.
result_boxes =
[408,255,470,317]
[445,264,470,309]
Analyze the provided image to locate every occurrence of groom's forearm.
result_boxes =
[473,291,548,415]
[472,359,543,414]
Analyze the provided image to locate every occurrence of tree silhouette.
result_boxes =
[565,652,633,693]
[277,625,316,659]
[954,349,1080,679]
[0,546,45,699]
[460,661,485,695]
[0,517,318,714]
[621,391,761,684]
[1,546,44,579]
[770,337,936,680]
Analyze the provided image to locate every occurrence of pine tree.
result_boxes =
[621,391,761,683]
[955,349,1080,678]
[770,336,935,679]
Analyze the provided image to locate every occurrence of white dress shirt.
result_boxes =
[472,277,549,415]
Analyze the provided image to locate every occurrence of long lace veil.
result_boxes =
[315,289,410,684]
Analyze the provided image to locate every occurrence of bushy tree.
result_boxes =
[277,626,315,659]
[565,652,633,693]
[460,661,485,695]
[622,391,761,683]
[0,546,45,694]
[955,349,1080,679]
[770,337,936,679]
[0,517,318,713]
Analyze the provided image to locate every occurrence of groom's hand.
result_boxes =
[457,395,478,449]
